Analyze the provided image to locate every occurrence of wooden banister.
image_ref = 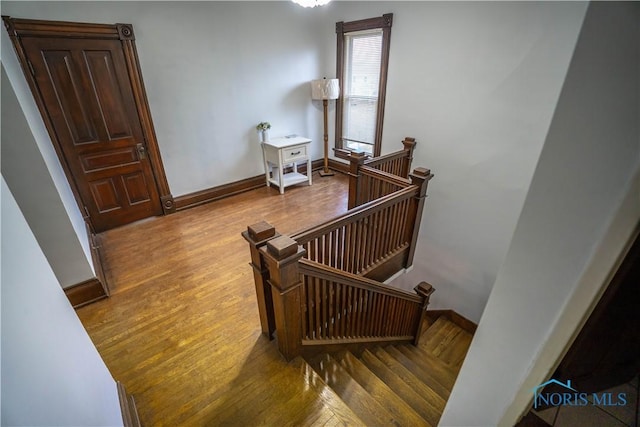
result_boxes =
[298,259,433,350]
[292,186,418,281]
[348,137,417,209]
[245,225,436,361]
[299,259,422,302]
[243,137,435,360]
[364,137,416,178]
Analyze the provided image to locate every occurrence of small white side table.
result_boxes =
[261,136,312,194]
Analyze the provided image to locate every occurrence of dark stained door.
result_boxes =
[21,36,163,232]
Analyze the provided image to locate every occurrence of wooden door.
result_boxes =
[3,18,174,232]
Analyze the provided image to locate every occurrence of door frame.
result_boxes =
[2,16,175,233]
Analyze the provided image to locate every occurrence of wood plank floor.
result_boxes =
[76,172,351,426]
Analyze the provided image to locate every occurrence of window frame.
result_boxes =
[335,13,393,158]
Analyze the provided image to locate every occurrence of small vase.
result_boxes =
[260,130,269,142]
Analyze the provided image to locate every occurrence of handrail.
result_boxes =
[359,166,412,188]
[298,258,422,302]
[291,185,416,243]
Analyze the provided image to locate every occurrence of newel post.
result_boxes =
[260,234,306,361]
[242,221,280,339]
[413,281,435,345]
[406,167,435,268]
[348,151,367,209]
[401,137,417,178]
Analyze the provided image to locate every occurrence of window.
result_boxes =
[336,14,392,157]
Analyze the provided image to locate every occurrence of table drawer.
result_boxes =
[282,144,307,162]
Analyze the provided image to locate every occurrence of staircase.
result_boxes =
[302,314,473,427]
[240,139,453,424]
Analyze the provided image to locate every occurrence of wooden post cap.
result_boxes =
[414,281,435,297]
[266,235,299,259]
[411,167,432,178]
[247,221,276,241]
[348,151,368,162]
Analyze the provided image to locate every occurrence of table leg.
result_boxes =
[278,165,284,194]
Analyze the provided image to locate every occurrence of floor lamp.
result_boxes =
[311,78,340,177]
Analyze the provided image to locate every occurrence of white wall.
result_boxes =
[1,66,95,287]
[1,1,331,197]
[1,177,123,426]
[440,2,640,425]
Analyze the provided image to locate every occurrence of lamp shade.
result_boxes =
[311,78,340,100]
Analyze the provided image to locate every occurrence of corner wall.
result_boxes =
[440,2,640,425]
[1,177,122,426]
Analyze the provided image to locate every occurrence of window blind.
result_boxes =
[342,29,383,154]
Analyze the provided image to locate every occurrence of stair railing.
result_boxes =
[242,141,435,361]
[296,168,433,282]
[243,172,434,360]
[364,137,416,177]
[348,137,419,209]
[298,260,434,348]
[243,226,435,360]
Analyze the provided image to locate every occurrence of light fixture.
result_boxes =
[311,78,340,177]
[292,0,332,8]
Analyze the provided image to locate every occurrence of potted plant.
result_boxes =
[256,121,271,142]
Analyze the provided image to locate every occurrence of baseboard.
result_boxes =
[64,278,108,308]
[65,222,110,309]
[427,309,478,334]
[175,174,266,211]
[174,159,335,212]
[328,158,349,174]
[117,381,141,427]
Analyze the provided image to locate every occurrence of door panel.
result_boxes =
[80,148,139,172]
[83,50,135,141]
[22,37,162,231]
[42,50,99,145]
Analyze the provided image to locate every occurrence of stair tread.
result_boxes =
[361,349,443,426]
[289,357,364,425]
[308,353,403,427]
[420,317,473,367]
[396,344,458,390]
[337,351,431,427]
[373,346,450,403]
[206,355,363,426]
[383,346,452,400]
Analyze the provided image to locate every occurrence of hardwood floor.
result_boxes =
[77,173,352,426]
